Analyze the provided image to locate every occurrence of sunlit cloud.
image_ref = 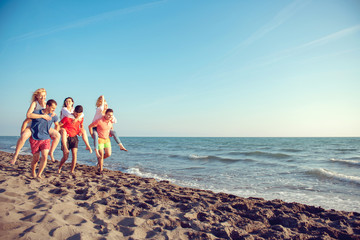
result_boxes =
[298,24,360,49]
[9,0,166,42]
[190,0,310,81]
[237,0,311,49]
[256,24,360,67]
[203,24,360,84]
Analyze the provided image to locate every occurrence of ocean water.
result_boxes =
[1,136,360,213]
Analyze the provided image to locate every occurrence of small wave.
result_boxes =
[228,151,243,156]
[189,154,209,159]
[281,148,303,153]
[188,154,249,163]
[125,167,175,182]
[242,151,291,159]
[333,148,357,152]
[179,166,206,170]
[330,158,360,166]
[8,146,31,155]
[307,168,360,185]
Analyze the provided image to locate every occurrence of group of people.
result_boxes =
[10,88,127,178]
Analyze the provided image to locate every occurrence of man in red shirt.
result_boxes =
[58,105,92,173]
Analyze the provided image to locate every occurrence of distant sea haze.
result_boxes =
[2,136,360,213]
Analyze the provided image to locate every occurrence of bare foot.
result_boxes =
[119,144,128,151]
[86,146,93,154]
[37,175,43,179]
[10,157,16,165]
[57,168,62,174]
[32,173,37,178]
[96,161,103,173]
[50,152,56,162]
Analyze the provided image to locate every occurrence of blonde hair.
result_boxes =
[96,95,104,107]
[31,88,46,102]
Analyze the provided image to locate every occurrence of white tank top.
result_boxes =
[35,101,44,111]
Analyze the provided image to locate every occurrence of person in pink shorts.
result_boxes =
[28,99,60,179]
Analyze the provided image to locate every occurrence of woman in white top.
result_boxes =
[59,97,92,154]
[11,88,60,164]
[91,95,127,158]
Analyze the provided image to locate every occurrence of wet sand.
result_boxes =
[0,151,359,239]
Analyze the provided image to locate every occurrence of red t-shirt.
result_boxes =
[61,117,83,137]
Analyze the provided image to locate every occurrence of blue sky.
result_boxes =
[0,0,359,137]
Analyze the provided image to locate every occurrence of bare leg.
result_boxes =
[20,118,32,135]
[59,128,70,155]
[58,151,69,173]
[98,149,104,172]
[70,148,78,173]
[104,146,112,160]
[37,149,49,179]
[49,128,60,162]
[92,128,100,158]
[80,129,92,153]
[31,152,40,178]
[11,128,32,165]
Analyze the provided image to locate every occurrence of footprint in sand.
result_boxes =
[19,225,35,238]
[75,188,88,194]
[33,203,47,209]
[19,211,36,221]
[50,225,89,239]
[74,193,91,201]
[137,211,161,220]
[116,217,147,238]
[63,214,88,226]
[98,186,110,192]
[18,210,49,224]
[76,182,86,187]
[49,188,68,196]
[111,193,124,200]
[95,198,109,205]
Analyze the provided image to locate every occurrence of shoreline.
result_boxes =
[0,151,359,239]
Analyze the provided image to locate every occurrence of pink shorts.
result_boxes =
[30,137,50,154]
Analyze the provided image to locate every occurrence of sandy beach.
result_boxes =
[0,151,359,240]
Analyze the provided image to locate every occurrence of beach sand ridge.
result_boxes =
[0,151,359,239]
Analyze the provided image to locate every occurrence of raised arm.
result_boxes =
[100,95,105,107]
